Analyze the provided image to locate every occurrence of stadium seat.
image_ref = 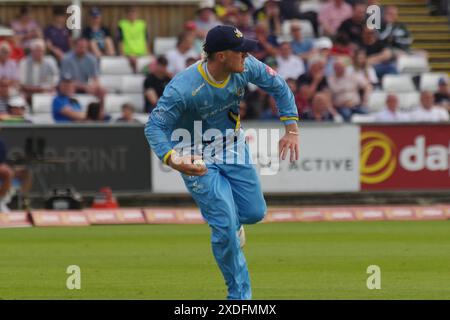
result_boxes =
[73,94,99,112]
[367,91,387,113]
[100,56,133,75]
[420,72,450,92]
[382,74,415,92]
[121,75,146,94]
[282,19,315,39]
[99,75,123,93]
[135,113,149,124]
[104,94,144,114]
[28,113,54,124]
[397,55,430,74]
[351,114,376,123]
[299,0,321,13]
[32,93,54,113]
[153,37,177,56]
[397,91,420,112]
[136,55,155,74]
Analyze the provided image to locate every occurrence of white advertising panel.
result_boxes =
[151,122,360,193]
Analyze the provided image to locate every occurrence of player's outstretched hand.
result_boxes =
[279,125,299,163]
[168,152,208,176]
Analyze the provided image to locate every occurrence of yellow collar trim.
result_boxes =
[197,63,230,89]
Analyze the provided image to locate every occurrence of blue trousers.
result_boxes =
[182,152,266,300]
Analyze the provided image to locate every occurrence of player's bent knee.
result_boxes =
[244,202,267,224]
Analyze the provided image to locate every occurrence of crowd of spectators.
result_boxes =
[0,1,449,125]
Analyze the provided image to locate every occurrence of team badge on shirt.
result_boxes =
[266,65,277,76]
[236,87,245,98]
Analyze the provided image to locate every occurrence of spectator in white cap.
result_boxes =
[194,1,221,39]
[7,95,32,123]
[314,37,335,76]
[19,39,59,102]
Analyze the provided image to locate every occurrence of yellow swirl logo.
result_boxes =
[360,131,397,184]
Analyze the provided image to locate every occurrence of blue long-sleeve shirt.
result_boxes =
[145,55,298,164]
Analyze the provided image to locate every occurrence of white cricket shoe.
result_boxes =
[238,225,246,249]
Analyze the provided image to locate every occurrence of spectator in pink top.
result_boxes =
[10,6,43,51]
[318,0,353,37]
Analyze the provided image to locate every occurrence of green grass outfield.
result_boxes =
[0,221,449,299]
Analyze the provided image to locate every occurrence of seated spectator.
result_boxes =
[184,21,204,56]
[236,8,256,40]
[318,0,353,37]
[118,7,151,71]
[0,28,25,62]
[350,49,378,87]
[194,4,221,39]
[61,37,106,99]
[327,58,370,121]
[144,56,171,113]
[337,2,366,47]
[19,39,59,102]
[314,37,335,76]
[82,7,116,58]
[251,23,278,63]
[434,77,450,111]
[44,7,72,61]
[116,103,141,123]
[303,93,335,122]
[295,83,312,116]
[85,102,110,122]
[186,57,198,68]
[253,0,282,36]
[379,6,412,54]
[215,0,240,23]
[275,42,305,80]
[331,33,353,58]
[6,95,32,123]
[361,27,397,79]
[10,6,43,51]
[289,20,314,60]
[166,31,198,76]
[297,56,329,101]
[374,94,410,122]
[0,41,19,89]
[410,91,449,122]
[52,74,85,122]
[286,78,298,95]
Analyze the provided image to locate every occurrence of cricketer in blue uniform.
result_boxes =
[145,25,299,300]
